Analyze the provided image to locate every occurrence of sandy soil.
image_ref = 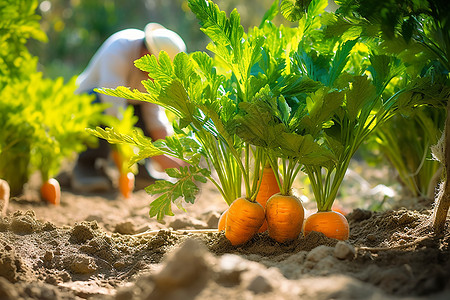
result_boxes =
[0,161,449,300]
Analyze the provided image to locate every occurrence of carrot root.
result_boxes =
[0,179,10,216]
[303,210,349,240]
[119,172,135,199]
[225,198,265,246]
[218,209,228,231]
[256,165,280,233]
[265,193,304,243]
[40,178,61,205]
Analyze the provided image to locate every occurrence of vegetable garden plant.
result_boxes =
[0,0,107,205]
[328,0,450,233]
[90,0,450,245]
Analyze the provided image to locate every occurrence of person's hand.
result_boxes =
[151,155,187,170]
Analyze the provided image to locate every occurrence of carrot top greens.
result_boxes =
[90,0,448,218]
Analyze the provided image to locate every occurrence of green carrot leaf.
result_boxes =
[146,165,210,220]
[148,192,175,219]
[367,54,404,94]
[188,0,244,54]
[299,88,344,136]
[328,39,357,87]
[280,0,305,22]
[259,0,279,27]
[234,101,282,148]
[346,75,377,121]
[275,132,335,165]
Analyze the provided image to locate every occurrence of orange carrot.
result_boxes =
[225,198,265,246]
[256,165,280,232]
[218,209,228,231]
[40,178,61,205]
[0,179,10,216]
[111,149,122,171]
[303,210,349,240]
[119,172,135,199]
[265,193,304,243]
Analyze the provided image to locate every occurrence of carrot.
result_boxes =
[265,193,304,243]
[119,172,135,199]
[0,179,10,216]
[40,178,61,205]
[218,209,228,231]
[255,165,280,232]
[111,149,122,171]
[225,197,265,246]
[303,210,349,240]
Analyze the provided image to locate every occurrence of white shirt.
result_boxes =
[76,29,169,133]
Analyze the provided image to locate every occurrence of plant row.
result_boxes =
[90,0,450,245]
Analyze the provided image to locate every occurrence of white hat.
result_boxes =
[144,23,186,60]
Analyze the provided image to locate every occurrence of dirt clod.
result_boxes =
[334,241,356,260]
[69,222,96,244]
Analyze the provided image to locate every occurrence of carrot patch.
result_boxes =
[225,198,265,246]
[303,211,349,240]
[218,209,228,231]
[119,172,135,199]
[256,165,280,232]
[40,178,61,205]
[265,193,304,243]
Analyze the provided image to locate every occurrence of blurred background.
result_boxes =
[29,0,286,80]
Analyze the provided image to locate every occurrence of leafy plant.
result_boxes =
[236,0,447,216]
[0,73,105,195]
[91,0,314,219]
[373,107,445,199]
[0,0,46,89]
[89,125,211,219]
[0,0,107,197]
[332,0,450,232]
[89,1,268,218]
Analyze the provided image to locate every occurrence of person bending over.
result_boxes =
[73,23,186,193]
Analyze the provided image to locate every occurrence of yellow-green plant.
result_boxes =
[0,73,105,196]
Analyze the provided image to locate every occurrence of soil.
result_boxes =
[1,161,450,300]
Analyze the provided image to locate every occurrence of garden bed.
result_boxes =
[0,165,449,300]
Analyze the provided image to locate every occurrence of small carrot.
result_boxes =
[40,178,61,205]
[0,179,10,216]
[218,209,228,231]
[111,149,122,171]
[255,165,280,232]
[119,172,135,199]
[265,193,304,243]
[303,210,349,240]
[225,197,265,246]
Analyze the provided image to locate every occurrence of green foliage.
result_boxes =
[333,0,450,201]
[103,106,141,174]
[92,0,450,218]
[146,166,210,220]
[0,73,105,195]
[95,0,303,217]
[0,0,46,88]
[88,126,204,168]
[88,125,211,219]
[0,0,107,196]
[374,107,445,198]
[335,0,450,71]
